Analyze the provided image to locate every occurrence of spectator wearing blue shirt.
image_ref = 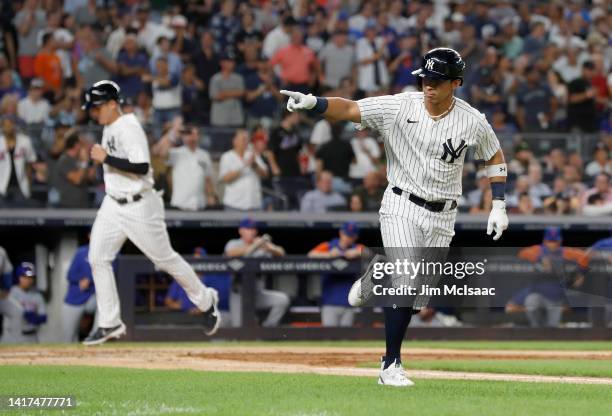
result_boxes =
[0,69,26,101]
[244,60,282,129]
[516,66,556,132]
[210,0,240,53]
[114,34,149,99]
[308,222,363,327]
[149,36,182,79]
[180,64,205,124]
[62,244,98,342]
[522,22,548,56]
[388,33,420,93]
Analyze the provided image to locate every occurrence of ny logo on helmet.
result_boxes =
[440,138,467,164]
[425,59,435,70]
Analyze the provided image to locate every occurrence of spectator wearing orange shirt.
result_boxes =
[34,33,62,97]
[269,28,319,94]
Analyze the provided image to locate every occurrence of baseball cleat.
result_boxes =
[82,323,126,346]
[348,254,386,307]
[203,288,221,336]
[378,357,415,387]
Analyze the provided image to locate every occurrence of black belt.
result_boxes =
[392,187,457,212]
[111,193,143,205]
[22,329,37,336]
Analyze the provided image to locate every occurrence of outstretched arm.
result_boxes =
[279,90,361,124]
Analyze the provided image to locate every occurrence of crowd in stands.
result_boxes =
[0,0,610,214]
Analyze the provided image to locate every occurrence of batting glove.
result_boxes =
[487,200,509,241]
[279,90,317,112]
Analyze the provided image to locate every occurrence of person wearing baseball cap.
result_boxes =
[506,227,589,327]
[209,50,245,127]
[0,262,47,344]
[308,222,364,327]
[17,77,50,125]
[224,217,290,327]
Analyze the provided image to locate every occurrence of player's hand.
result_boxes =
[280,90,317,112]
[90,144,107,164]
[329,247,342,258]
[487,200,509,241]
[79,278,90,292]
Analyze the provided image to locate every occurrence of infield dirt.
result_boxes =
[1,346,612,385]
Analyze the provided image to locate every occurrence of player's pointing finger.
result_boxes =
[279,90,301,99]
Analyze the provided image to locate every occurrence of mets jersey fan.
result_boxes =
[81,80,220,345]
[280,48,509,387]
[0,262,46,344]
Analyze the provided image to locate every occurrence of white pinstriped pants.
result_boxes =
[89,191,213,328]
[379,185,456,309]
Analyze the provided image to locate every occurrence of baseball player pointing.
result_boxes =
[281,48,508,386]
[82,80,220,345]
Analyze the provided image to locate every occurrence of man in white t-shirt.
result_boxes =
[349,129,381,180]
[355,24,389,94]
[153,125,217,210]
[17,79,50,125]
[219,129,269,210]
[262,16,295,59]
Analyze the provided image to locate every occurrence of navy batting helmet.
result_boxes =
[15,262,35,278]
[81,80,124,110]
[412,48,466,85]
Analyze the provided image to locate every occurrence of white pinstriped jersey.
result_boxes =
[357,91,500,201]
[101,113,154,199]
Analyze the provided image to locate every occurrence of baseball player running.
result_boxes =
[81,80,220,345]
[281,48,509,387]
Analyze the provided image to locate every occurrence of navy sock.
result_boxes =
[383,306,413,369]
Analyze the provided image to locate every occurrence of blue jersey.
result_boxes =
[591,237,612,251]
[166,273,231,312]
[64,245,95,306]
[312,238,362,307]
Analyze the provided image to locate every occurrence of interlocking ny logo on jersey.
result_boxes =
[107,136,117,154]
[425,59,435,70]
[440,138,467,163]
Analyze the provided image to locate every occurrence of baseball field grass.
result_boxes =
[2,365,612,416]
[1,341,612,416]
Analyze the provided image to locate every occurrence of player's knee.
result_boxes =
[524,293,541,309]
[152,251,181,271]
[88,255,112,270]
[277,292,290,309]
